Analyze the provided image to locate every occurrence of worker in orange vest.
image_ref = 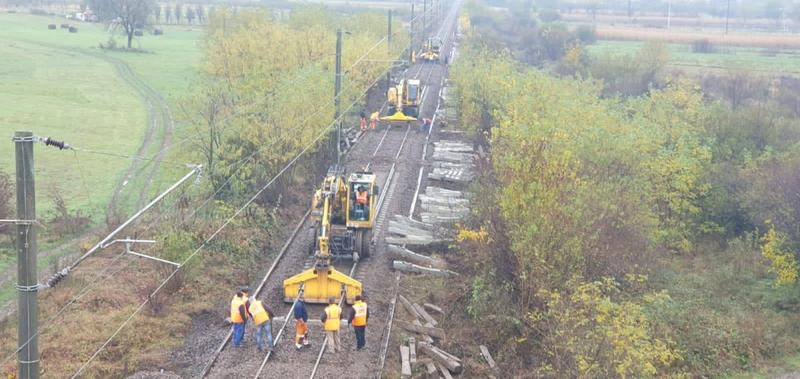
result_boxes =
[369,111,380,129]
[230,287,251,347]
[359,110,367,131]
[348,294,369,351]
[248,296,274,352]
[294,294,310,350]
[320,297,342,353]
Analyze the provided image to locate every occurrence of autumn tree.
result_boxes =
[88,0,154,48]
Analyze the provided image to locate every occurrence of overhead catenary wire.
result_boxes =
[70,49,397,377]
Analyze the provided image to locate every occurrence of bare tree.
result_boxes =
[165,5,171,23]
[195,4,204,23]
[174,3,182,24]
[89,0,154,48]
[153,4,160,24]
[185,5,194,24]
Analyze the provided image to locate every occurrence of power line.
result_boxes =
[70,61,392,377]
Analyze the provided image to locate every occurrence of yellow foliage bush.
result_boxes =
[761,226,798,286]
[533,278,681,378]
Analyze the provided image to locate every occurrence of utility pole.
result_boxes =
[423,0,427,35]
[725,0,731,34]
[14,131,39,379]
[334,28,343,165]
[667,0,672,29]
[410,3,415,61]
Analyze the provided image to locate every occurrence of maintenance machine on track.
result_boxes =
[283,166,378,305]
[420,37,442,62]
[381,78,421,122]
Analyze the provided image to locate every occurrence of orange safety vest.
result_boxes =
[230,296,244,324]
[324,304,342,331]
[352,300,368,327]
[356,191,368,205]
[249,300,270,326]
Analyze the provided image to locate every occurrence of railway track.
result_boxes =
[198,4,460,377]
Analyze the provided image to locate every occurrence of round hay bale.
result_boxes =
[48,24,56,30]
[68,26,78,33]
[153,28,163,36]
[133,30,143,37]
[60,23,69,29]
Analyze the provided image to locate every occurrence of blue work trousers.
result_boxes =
[232,322,245,347]
[255,322,274,350]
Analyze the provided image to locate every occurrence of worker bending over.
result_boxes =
[248,296,274,352]
[320,297,343,354]
[348,295,369,351]
[294,295,310,350]
[230,287,252,347]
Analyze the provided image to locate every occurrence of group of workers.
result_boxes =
[360,111,381,131]
[230,287,274,352]
[230,288,370,355]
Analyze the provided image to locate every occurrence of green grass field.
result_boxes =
[587,40,800,75]
[0,13,202,218]
[0,12,203,305]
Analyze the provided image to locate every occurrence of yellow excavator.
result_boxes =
[381,78,421,122]
[283,166,378,304]
[420,37,442,62]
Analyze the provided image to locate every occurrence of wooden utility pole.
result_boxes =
[725,0,731,34]
[334,28,343,165]
[423,0,427,35]
[410,3,415,61]
[14,131,39,379]
[388,9,393,52]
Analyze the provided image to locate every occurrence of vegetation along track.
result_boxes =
[188,4,460,378]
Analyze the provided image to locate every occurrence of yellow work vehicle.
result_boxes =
[420,37,442,62]
[381,78,421,122]
[283,166,378,304]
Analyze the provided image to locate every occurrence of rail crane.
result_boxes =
[283,166,378,304]
[381,78,421,122]
[420,37,443,62]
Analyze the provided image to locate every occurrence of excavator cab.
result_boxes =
[382,79,420,122]
[283,167,376,305]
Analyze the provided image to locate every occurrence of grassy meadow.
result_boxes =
[0,12,203,304]
[0,12,203,219]
[586,40,800,75]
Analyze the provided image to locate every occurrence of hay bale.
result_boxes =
[68,26,78,33]
[60,23,70,29]
[153,28,163,36]
[133,30,143,37]
[47,24,56,30]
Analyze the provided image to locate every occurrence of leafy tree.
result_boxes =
[761,226,798,286]
[533,278,680,377]
[88,0,154,48]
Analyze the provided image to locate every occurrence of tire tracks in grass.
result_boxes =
[97,53,175,220]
